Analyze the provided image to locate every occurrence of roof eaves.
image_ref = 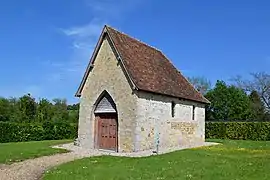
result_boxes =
[75,26,107,97]
[137,88,210,104]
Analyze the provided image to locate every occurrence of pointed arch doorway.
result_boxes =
[94,91,118,152]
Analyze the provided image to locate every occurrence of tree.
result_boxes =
[0,95,79,123]
[187,76,211,95]
[67,103,79,123]
[68,109,79,123]
[205,80,253,121]
[233,72,270,110]
[52,98,69,122]
[36,98,53,122]
[0,97,11,121]
[249,90,267,121]
[18,93,37,122]
[7,97,21,122]
[67,103,79,110]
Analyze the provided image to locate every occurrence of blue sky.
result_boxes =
[0,0,269,104]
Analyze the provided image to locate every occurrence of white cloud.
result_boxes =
[42,0,145,103]
[62,0,144,50]
[1,0,146,104]
[61,20,103,38]
[60,18,105,50]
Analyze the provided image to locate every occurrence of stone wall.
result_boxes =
[78,37,138,152]
[134,91,205,151]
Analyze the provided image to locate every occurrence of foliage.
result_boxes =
[2,72,270,126]
[0,121,78,143]
[233,72,270,110]
[0,140,71,164]
[206,122,270,140]
[0,94,79,143]
[187,76,211,95]
[43,140,270,180]
[205,80,253,121]
[0,97,11,121]
[68,110,79,123]
[0,94,79,123]
[52,98,69,122]
[18,93,37,122]
[67,103,79,110]
[36,98,53,122]
[7,97,22,122]
[249,90,266,121]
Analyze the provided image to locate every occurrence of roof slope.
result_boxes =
[106,26,209,103]
[76,25,209,104]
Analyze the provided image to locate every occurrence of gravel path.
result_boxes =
[0,142,218,180]
[0,152,85,180]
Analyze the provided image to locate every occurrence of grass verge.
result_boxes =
[43,140,270,180]
[0,139,72,164]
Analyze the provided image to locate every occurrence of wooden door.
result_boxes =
[96,113,117,151]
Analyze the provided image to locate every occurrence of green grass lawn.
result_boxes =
[0,139,72,164]
[43,139,270,180]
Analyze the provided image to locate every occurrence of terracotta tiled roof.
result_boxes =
[106,26,209,103]
[76,25,209,104]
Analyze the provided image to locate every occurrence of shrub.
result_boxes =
[42,121,55,140]
[0,121,78,143]
[54,121,77,140]
[206,122,270,141]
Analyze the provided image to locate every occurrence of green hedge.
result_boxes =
[0,121,78,143]
[206,122,270,141]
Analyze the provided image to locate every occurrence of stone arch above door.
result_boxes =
[94,91,118,152]
[94,90,117,113]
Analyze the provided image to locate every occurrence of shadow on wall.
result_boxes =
[136,90,205,108]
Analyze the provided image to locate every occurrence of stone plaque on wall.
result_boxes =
[171,122,196,135]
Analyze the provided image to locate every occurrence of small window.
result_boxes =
[192,105,195,120]
[171,101,176,117]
